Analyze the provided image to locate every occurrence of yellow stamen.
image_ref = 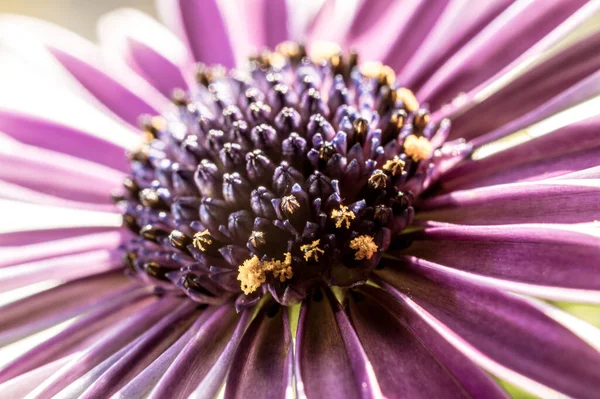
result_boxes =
[382,156,406,176]
[192,229,213,252]
[300,240,325,262]
[276,41,305,63]
[237,256,266,295]
[359,61,396,86]
[310,41,342,64]
[403,135,433,162]
[396,88,420,113]
[350,235,378,261]
[237,253,294,295]
[331,205,356,229]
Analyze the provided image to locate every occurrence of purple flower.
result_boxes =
[0,1,599,398]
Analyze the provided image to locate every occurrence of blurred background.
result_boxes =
[0,0,155,39]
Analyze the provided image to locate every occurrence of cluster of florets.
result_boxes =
[116,41,444,308]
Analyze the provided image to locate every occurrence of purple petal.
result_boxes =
[158,0,236,67]
[374,264,600,398]
[79,301,199,398]
[295,289,375,399]
[395,223,600,297]
[0,231,128,268]
[398,0,513,88]
[418,180,600,225]
[0,354,76,398]
[113,311,204,398]
[0,287,152,384]
[0,139,124,204]
[0,111,129,171]
[439,115,600,191]
[348,286,507,398]
[418,0,586,110]
[224,305,293,399]
[440,3,600,145]
[0,273,133,345]
[28,295,181,398]
[0,16,167,127]
[0,181,116,212]
[98,9,193,98]
[0,226,118,247]
[148,304,250,399]
[0,250,124,292]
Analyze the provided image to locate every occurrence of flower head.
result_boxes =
[1,1,600,399]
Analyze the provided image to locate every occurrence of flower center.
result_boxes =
[115,41,445,308]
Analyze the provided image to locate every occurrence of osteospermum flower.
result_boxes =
[1,0,600,397]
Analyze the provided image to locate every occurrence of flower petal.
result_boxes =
[78,301,199,398]
[26,295,180,398]
[398,0,513,88]
[157,0,236,67]
[0,231,127,268]
[0,273,133,345]
[295,289,380,399]
[348,286,507,398]
[418,180,600,225]
[224,305,293,399]
[0,16,167,127]
[375,265,600,398]
[0,137,124,204]
[0,250,123,293]
[439,115,600,191]
[112,312,202,399]
[0,354,76,398]
[0,287,152,384]
[392,223,600,302]
[0,200,122,246]
[418,0,587,110]
[98,8,193,98]
[148,304,249,399]
[0,110,129,171]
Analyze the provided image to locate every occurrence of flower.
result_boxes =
[0,0,600,398]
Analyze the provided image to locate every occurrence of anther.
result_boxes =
[319,142,336,161]
[413,109,431,131]
[331,205,356,229]
[404,135,433,162]
[171,88,189,107]
[140,225,169,242]
[396,88,419,113]
[382,156,406,176]
[169,230,193,252]
[192,229,213,252]
[368,170,387,190]
[349,235,378,260]
[281,195,301,215]
[249,230,266,248]
[143,261,170,281]
[300,240,325,262]
[139,188,167,210]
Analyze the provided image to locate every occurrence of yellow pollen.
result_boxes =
[396,88,420,113]
[237,253,293,295]
[350,235,378,261]
[383,156,406,176]
[404,135,433,162]
[192,229,213,252]
[359,61,396,86]
[309,41,342,64]
[300,240,325,262]
[276,41,305,63]
[331,205,356,229]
